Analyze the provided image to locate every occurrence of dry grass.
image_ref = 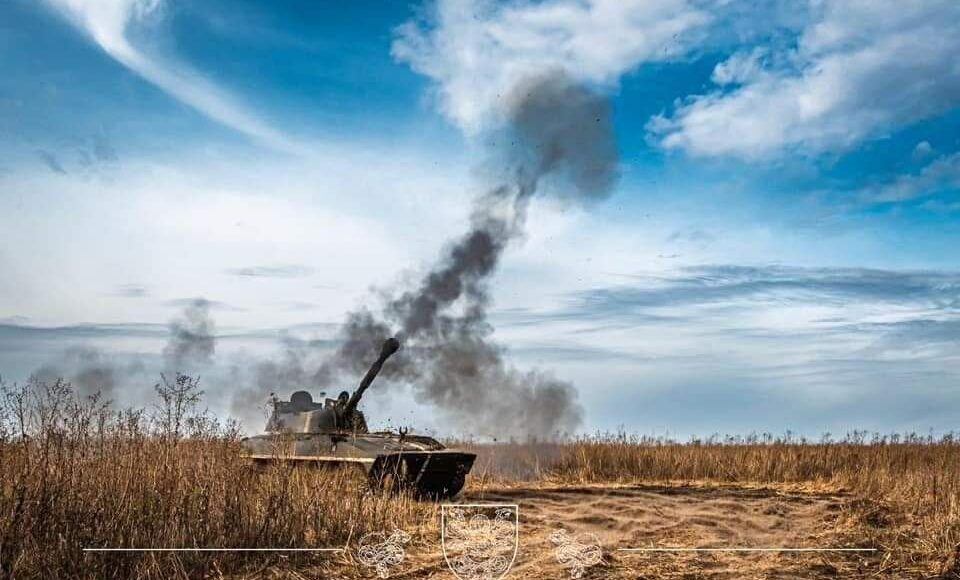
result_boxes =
[2,378,957,578]
[464,432,960,577]
[0,377,435,580]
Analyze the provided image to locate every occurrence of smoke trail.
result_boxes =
[163,298,216,371]
[31,347,119,399]
[316,72,619,438]
[25,300,216,404]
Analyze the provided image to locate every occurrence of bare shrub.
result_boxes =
[0,377,434,580]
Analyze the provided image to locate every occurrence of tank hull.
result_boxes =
[241,432,475,499]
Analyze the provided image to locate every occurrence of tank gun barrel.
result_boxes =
[343,337,400,419]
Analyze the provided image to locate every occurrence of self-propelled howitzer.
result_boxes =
[240,338,475,499]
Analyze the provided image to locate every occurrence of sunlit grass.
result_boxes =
[2,378,956,578]
[0,377,435,580]
[462,431,960,576]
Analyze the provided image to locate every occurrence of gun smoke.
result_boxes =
[28,299,217,404]
[163,299,216,372]
[19,74,619,440]
[315,72,619,439]
[31,347,123,399]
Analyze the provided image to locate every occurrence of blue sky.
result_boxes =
[2,0,959,437]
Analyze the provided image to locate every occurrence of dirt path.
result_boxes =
[390,483,879,580]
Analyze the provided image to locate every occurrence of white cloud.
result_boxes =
[392,0,711,134]
[862,152,960,203]
[912,140,935,162]
[0,141,471,328]
[709,47,767,86]
[43,0,302,153]
[652,0,960,158]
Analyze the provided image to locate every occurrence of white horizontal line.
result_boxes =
[441,503,520,508]
[83,548,344,552]
[245,454,375,464]
[618,548,876,553]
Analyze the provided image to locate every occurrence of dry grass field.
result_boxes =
[1,378,957,579]
[457,435,960,579]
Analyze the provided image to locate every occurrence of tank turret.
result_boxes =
[265,337,399,434]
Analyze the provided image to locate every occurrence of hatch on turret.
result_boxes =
[266,390,367,433]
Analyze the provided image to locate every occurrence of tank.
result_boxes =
[241,337,476,499]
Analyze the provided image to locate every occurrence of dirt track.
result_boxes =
[390,483,879,580]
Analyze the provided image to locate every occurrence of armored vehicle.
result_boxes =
[241,338,475,499]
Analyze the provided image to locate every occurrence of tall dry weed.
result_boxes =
[0,376,433,580]
[543,431,960,575]
[2,376,956,578]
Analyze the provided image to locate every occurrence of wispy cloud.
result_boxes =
[110,284,149,298]
[275,301,319,312]
[36,149,67,174]
[570,265,960,313]
[0,321,168,340]
[494,264,960,357]
[859,152,960,204]
[163,297,245,312]
[4,263,959,435]
[490,264,960,433]
[666,228,715,246]
[225,265,314,279]
[79,128,119,166]
[42,0,302,153]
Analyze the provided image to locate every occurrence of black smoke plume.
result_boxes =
[163,298,216,371]
[27,300,216,403]
[31,347,121,399]
[315,72,619,438]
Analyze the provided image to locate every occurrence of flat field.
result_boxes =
[1,380,957,579]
